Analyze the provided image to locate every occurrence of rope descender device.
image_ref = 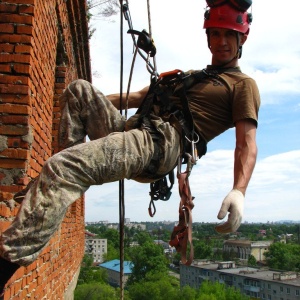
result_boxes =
[127,29,156,58]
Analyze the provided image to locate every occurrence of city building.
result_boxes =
[99,259,133,287]
[181,260,300,300]
[85,231,107,264]
[223,240,272,262]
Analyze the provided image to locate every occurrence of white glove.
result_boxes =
[215,189,244,234]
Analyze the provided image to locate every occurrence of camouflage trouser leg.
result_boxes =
[58,79,126,149]
[0,81,181,266]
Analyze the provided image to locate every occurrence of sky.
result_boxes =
[84,0,300,225]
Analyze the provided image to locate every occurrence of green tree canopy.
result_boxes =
[198,281,250,300]
[194,241,213,259]
[77,255,108,285]
[248,254,257,267]
[127,241,168,285]
[265,242,300,271]
[74,283,119,300]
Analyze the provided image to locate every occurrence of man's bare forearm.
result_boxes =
[233,120,257,195]
[106,86,149,110]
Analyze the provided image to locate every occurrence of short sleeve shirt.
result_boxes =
[171,66,261,142]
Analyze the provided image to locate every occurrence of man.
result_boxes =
[0,1,260,295]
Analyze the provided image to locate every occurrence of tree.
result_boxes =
[265,242,300,271]
[77,255,108,285]
[198,281,250,300]
[128,272,179,300]
[248,254,257,267]
[74,283,119,300]
[194,241,213,259]
[127,241,168,285]
[135,231,152,245]
[87,0,119,20]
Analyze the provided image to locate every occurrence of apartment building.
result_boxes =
[85,232,107,263]
[181,260,300,300]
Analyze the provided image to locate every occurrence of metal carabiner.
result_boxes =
[185,132,200,163]
[177,153,194,177]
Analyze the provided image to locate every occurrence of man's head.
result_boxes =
[203,2,252,66]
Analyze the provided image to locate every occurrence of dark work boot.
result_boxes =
[13,178,36,204]
[0,257,20,298]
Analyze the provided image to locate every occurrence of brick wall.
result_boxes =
[0,0,91,298]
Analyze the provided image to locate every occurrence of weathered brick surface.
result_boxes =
[0,0,91,298]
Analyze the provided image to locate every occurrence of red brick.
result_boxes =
[5,0,34,4]
[0,64,11,73]
[0,94,30,104]
[0,115,29,125]
[0,3,17,14]
[0,103,30,115]
[0,23,14,33]
[12,63,31,74]
[0,34,31,44]
[19,5,34,15]
[0,124,29,135]
[7,137,30,148]
[0,53,31,63]
[0,203,10,216]
[0,221,11,233]
[0,83,29,94]
[0,148,30,159]
[15,44,32,55]
[0,158,27,169]
[16,24,33,35]
[0,74,29,85]
[0,43,14,52]
[0,13,33,25]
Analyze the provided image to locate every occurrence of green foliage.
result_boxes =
[248,254,257,266]
[74,283,118,300]
[127,241,168,285]
[77,265,108,285]
[194,241,213,259]
[128,272,179,300]
[82,254,94,267]
[198,281,250,300]
[135,231,152,245]
[265,242,300,271]
[179,285,198,299]
[77,255,108,285]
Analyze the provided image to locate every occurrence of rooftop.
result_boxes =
[99,259,133,274]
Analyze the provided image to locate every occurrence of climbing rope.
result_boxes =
[119,1,156,299]
[119,1,125,299]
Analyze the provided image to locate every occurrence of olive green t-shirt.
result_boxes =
[171,66,260,142]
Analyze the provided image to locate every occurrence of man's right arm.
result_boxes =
[106,86,149,110]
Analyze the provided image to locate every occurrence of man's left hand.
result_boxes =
[215,189,244,234]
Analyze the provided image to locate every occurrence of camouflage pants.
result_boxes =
[0,79,181,265]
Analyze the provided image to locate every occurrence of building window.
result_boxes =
[296,290,300,296]
[287,288,290,295]
[268,284,271,290]
[280,286,283,293]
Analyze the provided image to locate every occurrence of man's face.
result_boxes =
[208,27,247,66]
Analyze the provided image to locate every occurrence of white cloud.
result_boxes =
[85,150,300,223]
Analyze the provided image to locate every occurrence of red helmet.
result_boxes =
[203,3,252,35]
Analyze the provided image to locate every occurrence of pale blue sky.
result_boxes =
[84,0,300,224]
